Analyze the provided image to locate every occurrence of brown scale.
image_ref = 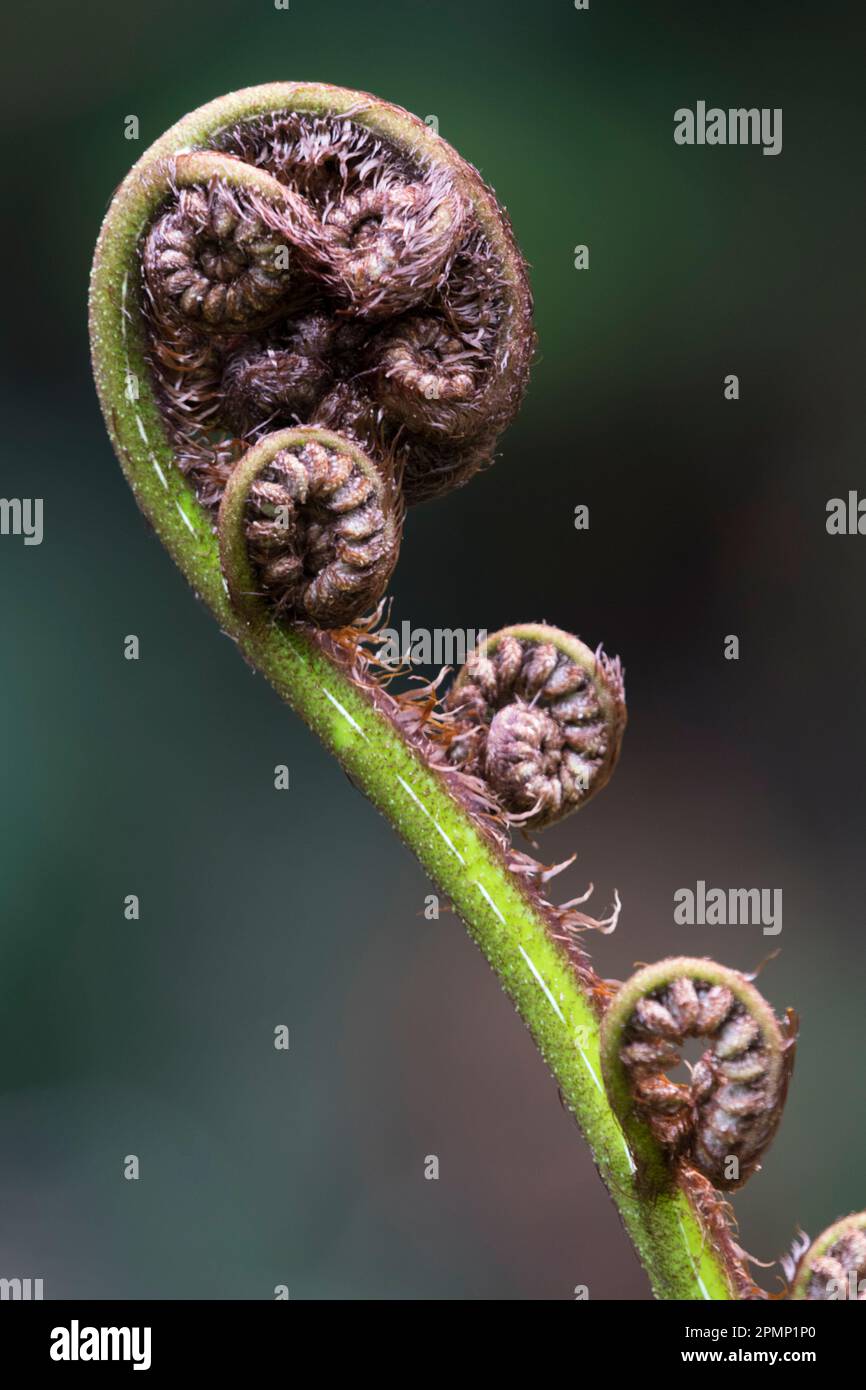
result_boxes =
[399,431,497,506]
[214,113,418,209]
[141,314,239,504]
[242,437,399,627]
[310,381,387,463]
[439,234,507,340]
[394,233,530,496]
[221,345,333,435]
[445,635,625,830]
[619,977,786,1190]
[220,311,376,440]
[147,318,224,429]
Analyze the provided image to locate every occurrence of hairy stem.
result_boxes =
[90,82,743,1300]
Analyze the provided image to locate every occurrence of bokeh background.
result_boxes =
[1,0,864,1299]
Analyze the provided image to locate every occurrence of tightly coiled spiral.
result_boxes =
[139,100,534,628]
[444,624,627,829]
[218,428,400,629]
[143,183,297,334]
[601,958,797,1191]
[789,1214,866,1300]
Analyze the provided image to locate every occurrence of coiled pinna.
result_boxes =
[600,957,797,1191]
[218,427,401,628]
[445,624,626,830]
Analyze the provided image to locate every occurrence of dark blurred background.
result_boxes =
[1,0,864,1299]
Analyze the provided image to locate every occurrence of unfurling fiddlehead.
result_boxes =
[601,957,797,1191]
[789,1214,866,1300]
[92,85,822,1302]
[133,99,533,628]
[444,625,627,829]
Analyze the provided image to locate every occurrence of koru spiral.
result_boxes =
[127,88,534,629]
[445,624,627,830]
[601,957,797,1191]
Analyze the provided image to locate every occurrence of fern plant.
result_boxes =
[89,82,863,1302]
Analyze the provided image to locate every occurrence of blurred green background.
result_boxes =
[1,0,864,1298]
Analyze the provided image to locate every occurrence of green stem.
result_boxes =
[89,82,742,1300]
